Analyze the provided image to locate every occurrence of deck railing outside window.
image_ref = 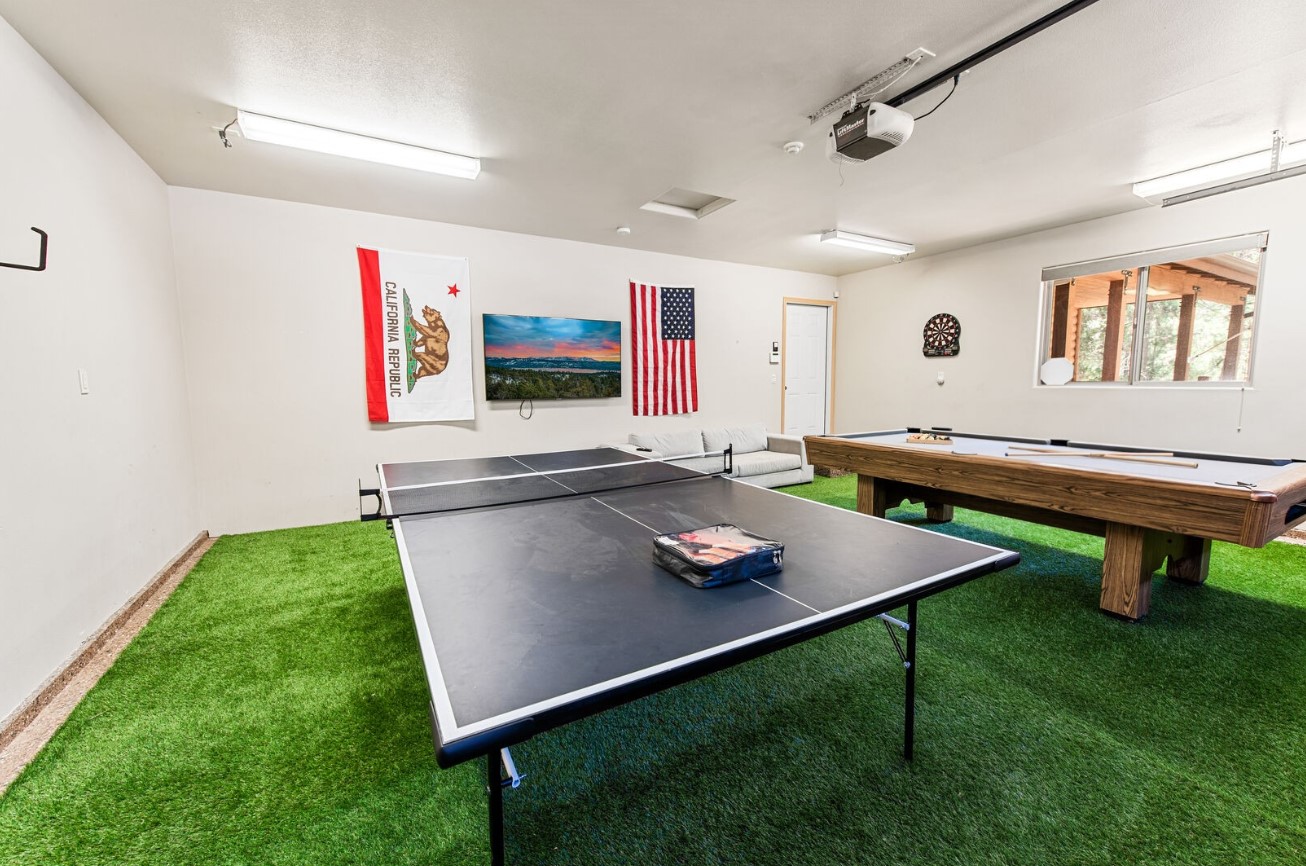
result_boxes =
[1039,233,1266,386]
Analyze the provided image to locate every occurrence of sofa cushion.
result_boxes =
[702,423,769,455]
[735,465,813,488]
[666,455,724,475]
[628,429,704,458]
[731,450,802,476]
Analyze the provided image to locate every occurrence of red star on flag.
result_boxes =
[447,284,460,298]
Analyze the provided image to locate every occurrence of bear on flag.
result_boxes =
[358,248,474,422]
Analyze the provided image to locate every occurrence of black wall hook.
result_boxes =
[1,227,49,271]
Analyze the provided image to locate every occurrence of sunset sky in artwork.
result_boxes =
[483,315,621,360]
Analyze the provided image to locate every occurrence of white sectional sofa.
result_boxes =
[617,423,813,488]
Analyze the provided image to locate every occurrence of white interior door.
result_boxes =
[783,302,831,436]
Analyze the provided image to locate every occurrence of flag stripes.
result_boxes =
[357,247,390,421]
[630,281,698,416]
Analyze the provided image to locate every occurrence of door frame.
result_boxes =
[780,297,838,435]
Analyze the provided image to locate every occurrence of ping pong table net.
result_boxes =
[362,448,734,522]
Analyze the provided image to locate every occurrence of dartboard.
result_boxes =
[922,313,960,357]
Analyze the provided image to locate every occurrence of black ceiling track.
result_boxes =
[887,0,1105,110]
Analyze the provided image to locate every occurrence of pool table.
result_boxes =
[804,429,1306,620]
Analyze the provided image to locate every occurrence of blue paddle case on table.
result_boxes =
[653,524,784,588]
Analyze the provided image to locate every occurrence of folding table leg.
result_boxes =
[881,603,919,760]
[487,754,504,866]
[904,600,918,760]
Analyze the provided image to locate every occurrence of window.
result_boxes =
[1039,234,1265,385]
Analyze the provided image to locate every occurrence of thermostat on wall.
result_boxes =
[770,341,780,364]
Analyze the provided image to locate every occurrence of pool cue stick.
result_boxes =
[1006,445,1175,457]
[1002,450,1199,468]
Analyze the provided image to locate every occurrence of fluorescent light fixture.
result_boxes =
[1163,161,1306,207]
[819,229,915,256]
[235,110,480,179]
[1132,138,1306,199]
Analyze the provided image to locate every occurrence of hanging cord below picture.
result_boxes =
[519,399,533,420]
[0,227,48,271]
[218,118,237,148]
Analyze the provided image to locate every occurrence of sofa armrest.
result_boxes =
[766,433,809,464]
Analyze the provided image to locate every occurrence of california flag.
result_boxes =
[358,247,474,422]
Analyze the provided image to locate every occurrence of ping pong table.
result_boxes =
[364,446,1020,864]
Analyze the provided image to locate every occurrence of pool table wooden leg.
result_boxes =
[924,502,955,523]
[1164,535,1212,585]
[856,475,954,523]
[857,474,891,517]
[1100,524,1169,620]
[1100,527,1212,619]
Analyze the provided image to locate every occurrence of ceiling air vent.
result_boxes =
[639,188,735,220]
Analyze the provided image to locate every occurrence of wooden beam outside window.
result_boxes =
[1174,291,1198,380]
[1222,302,1245,380]
[1102,279,1125,381]
[1050,281,1071,358]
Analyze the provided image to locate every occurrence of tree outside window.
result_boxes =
[1041,237,1263,385]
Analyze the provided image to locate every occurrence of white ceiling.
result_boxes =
[4,0,1306,276]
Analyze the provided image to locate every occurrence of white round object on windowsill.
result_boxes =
[1039,357,1074,385]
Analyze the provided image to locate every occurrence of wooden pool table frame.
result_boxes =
[804,429,1306,620]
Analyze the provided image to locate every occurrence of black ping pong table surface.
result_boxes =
[367,446,1020,864]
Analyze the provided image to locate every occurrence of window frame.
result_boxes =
[1036,232,1268,388]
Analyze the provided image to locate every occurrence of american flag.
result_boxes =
[630,282,698,415]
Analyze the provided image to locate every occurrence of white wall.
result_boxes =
[0,19,199,720]
[169,188,836,534]
[834,176,1306,457]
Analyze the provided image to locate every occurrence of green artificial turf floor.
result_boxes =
[3,474,1306,865]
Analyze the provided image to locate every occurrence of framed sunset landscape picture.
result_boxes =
[482,314,622,400]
